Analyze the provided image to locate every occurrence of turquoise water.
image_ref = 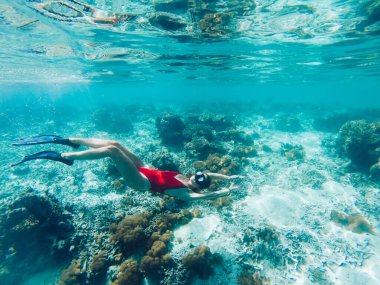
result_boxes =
[1,1,380,285]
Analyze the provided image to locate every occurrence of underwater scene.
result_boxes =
[1,0,380,285]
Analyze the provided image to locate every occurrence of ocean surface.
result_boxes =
[0,1,379,285]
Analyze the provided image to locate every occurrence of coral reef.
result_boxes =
[90,251,109,280]
[156,113,185,146]
[370,161,380,181]
[242,225,291,267]
[281,143,305,161]
[184,137,223,159]
[182,245,222,279]
[151,148,180,171]
[202,153,243,175]
[111,259,142,285]
[0,188,74,284]
[238,269,270,285]
[110,213,152,255]
[330,211,375,235]
[59,259,85,285]
[337,120,380,169]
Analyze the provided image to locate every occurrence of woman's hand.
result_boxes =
[229,175,246,180]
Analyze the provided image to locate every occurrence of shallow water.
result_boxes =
[1,1,380,285]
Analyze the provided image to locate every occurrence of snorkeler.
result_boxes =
[11,135,243,202]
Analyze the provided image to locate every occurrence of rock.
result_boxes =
[198,12,232,37]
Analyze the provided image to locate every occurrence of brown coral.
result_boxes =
[110,213,152,254]
[331,211,375,235]
[111,259,142,285]
[182,245,222,279]
[59,259,85,285]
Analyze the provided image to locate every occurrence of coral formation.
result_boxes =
[281,143,305,161]
[203,153,243,175]
[90,251,109,280]
[337,120,380,169]
[370,161,380,181]
[111,259,142,285]
[184,137,223,159]
[198,12,232,37]
[59,259,85,285]
[156,113,185,146]
[330,211,375,235]
[110,213,152,255]
[238,269,270,285]
[151,148,180,171]
[0,188,74,284]
[182,245,222,279]
[242,225,290,267]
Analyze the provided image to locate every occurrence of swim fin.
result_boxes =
[12,135,80,149]
[11,151,74,167]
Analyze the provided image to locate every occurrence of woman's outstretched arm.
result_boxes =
[207,173,246,181]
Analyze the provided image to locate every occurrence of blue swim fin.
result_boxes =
[12,135,80,149]
[11,151,74,167]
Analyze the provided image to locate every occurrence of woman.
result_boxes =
[11,135,242,201]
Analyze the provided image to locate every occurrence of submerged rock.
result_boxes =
[281,143,305,161]
[151,148,180,171]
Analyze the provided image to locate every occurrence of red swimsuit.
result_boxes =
[138,167,186,194]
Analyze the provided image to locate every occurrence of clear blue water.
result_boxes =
[1,1,380,285]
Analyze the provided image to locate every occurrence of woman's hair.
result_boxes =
[194,171,211,189]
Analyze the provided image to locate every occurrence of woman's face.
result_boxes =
[189,175,201,191]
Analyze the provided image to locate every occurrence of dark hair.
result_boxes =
[194,171,211,189]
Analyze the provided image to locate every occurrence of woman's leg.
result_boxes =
[69,138,145,168]
[62,145,149,191]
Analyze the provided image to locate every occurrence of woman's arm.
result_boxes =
[189,188,230,201]
[208,173,246,181]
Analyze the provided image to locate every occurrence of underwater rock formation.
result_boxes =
[0,188,74,284]
[92,108,133,133]
[330,210,375,235]
[198,12,232,37]
[156,113,185,146]
[337,120,380,169]
[281,143,305,161]
[182,245,222,279]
